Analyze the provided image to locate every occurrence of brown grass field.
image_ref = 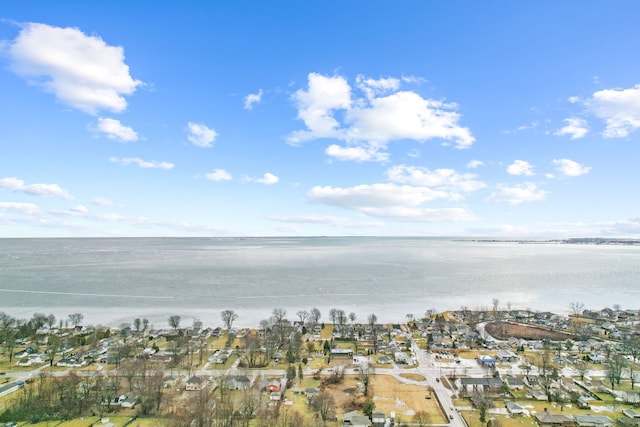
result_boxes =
[369,375,446,424]
[485,322,573,340]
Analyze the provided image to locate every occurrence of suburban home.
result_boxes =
[342,410,372,427]
[371,411,386,427]
[503,376,524,390]
[228,375,253,390]
[393,351,410,364]
[120,396,137,408]
[574,415,613,427]
[496,349,518,362]
[505,401,525,415]
[265,378,281,392]
[185,376,205,391]
[477,355,496,367]
[330,348,354,361]
[458,377,504,396]
[533,409,574,426]
[269,391,282,401]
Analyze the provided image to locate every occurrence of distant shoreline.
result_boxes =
[457,237,640,245]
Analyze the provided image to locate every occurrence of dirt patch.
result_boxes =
[485,322,573,341]
[370,375,446,424]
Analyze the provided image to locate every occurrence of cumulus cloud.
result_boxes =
[204,169,233,181]
[507,160,535,176]
[386,165,485,193]
[553,159,591,177]
[466,160,484,169]
[555,117,589,140]
[587,84,640,137]
[486,182,547,205]
[0,202,40,214]
[289,73,352,144]
[254,173,279,185]
[109,157,174,170]
[93,117,138,141]
[6,22,141,114]
[244,89,263,110]
[0,177,73,200]
[307,183,475,222]
[187,122,218,148]
[325,144,389,162]
[288,72,474,161]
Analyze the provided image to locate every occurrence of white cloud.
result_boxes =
[355,75,401,99]
[288,73,352,144]
[92,197,113,206]
[553,158,591,177]
[587,84,640,137]
[568,96,581,104]
[507,160,535,176]
[288,73,474,161]
[109,157,174,170]
[244,89,263,110]
[7,22,141,114]
[386,165,485,193]
[93,117,138,141]
[0,202,40,214]
[466,160,484,169]
[486,182,547,205]
[254,173,279,185]
[0,176,73,200]
[306,183,476,222]
[204,169,233,181]
[555,117,588,140]
[187,122,218,148]
[325,144,389,162]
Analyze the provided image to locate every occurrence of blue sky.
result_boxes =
[1,1,640,237]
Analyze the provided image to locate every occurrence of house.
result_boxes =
[342,410,372,427]
[394,351,410,364]
[505,401,525,415]
[504,376,524,390]
[534,409,574,426]
[574,415,613,427]
[458,377,504,396]
[496,349,518,362]
[120,396,137,408]
[228,375,253,390]
[371,411,386,427]
[588,353,607,364]
[305,387,320,399]
[185,376,205,391]
[265,378,281,392]
[477,355,496,367]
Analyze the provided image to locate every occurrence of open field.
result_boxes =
[485,322,574,340]
[370,375,446,424]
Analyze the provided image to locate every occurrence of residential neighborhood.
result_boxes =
[2,305,640,426]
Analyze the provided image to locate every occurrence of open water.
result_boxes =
[0,237,639,328]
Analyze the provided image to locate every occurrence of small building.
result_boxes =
[228,375,253,390]
[534,409,574,426]
[477,355,496,366]
[505,401,525,415]
[574,415,613,427]
[496,349,518,362]
[342,410,372,427]
[371,411,386,427]
[185,376,205,391]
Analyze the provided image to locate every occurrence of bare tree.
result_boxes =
[297,310,309,325]
[471,391,494,423]
[310,307,321,325]
[311,390,336,423]
[359,361,375,396]
[570,301,585,316]
[607,353,627,390]
[68,312,84,328]
[168,314,181,331]
[221,309,238,330]
[413,411,432,426]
